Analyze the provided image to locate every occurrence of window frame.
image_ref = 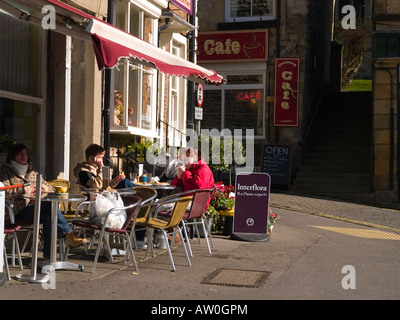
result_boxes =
[112,1,158,137]
[203,66,267,139]
[225,0,277,23]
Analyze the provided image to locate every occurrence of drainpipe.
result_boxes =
[274,0,281,144]
[157,19,170,151]
[103,0,114,166]
[187,3,196,132]
[397,63,400,200]
[376,67,394,190]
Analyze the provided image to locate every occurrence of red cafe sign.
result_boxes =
[274,58,300,127]
[197,30,268,63]
[238,90,262,102]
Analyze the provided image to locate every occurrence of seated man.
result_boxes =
[73,144,134,190]
[73,144,146,249]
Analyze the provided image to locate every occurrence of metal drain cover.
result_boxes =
[202,268,271,288]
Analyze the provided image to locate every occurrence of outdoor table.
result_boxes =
[145,183,176,198]
[24,193,86,272]
[115,188,137,196]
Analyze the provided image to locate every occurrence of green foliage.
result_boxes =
[196,134,246,172]
[342,79,372,92]
[0,134,15,153]
[125,139,159,160]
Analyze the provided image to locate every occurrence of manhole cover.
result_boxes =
[201,268,271,288]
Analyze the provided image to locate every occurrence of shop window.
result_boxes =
[0,11,43,168]
[113,2,157,134]
[374,35,400,58]
[225,0,276,22]
[202,72,265,138]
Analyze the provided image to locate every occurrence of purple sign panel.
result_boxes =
[170,0,193,15]
[233,172,270,237]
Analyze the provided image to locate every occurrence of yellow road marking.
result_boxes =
[311,226,400,240]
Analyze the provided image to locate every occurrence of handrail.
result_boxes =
[299,95,323,146]
[159,119,186,151]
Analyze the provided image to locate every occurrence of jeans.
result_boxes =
[16,202,72,258]
[115,178,135,189]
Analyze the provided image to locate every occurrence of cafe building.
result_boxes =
[0,0,222,180]
[196,0,335,184]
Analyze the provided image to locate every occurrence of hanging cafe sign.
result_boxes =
[274,58,300,127]
[197,30,269,63]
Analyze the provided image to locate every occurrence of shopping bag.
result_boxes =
[89,192,127,228]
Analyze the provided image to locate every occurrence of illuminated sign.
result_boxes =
[237,91,262,102]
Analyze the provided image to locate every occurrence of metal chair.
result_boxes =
[133,195,193,271]
[3,200,23,280]
[181,188,215,257]
[71,195,142,273]
[158,188,215,257]
[129,187,157,249]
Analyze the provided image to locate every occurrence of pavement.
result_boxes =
[1,191,400,304]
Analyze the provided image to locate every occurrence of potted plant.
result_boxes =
[0,134,15,163]
[205,181,235,235]
[268,209,278,237]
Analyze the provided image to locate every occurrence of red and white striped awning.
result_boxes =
[0,0,224,85]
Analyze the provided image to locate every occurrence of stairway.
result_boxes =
[292,92,373,203]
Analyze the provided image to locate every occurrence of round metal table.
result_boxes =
[25,193,86,272]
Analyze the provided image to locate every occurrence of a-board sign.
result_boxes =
[261,144,292,189]
[232,172,270,242]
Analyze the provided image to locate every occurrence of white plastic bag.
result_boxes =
[89,192,127,228]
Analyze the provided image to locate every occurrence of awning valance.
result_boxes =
[87,19,224,84]
[0,0,224,85]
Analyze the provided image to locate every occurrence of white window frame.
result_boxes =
[112,1,159,138]
[168,39,187,147]
[225,0,276,23]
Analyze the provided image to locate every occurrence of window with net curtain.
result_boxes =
[226,0,275,22]
[114,2,156,132]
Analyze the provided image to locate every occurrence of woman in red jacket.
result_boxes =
[172,147,214,192]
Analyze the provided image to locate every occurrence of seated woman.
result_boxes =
[0,144,87,259]
[73,144,134,190]
[172,147,215,194]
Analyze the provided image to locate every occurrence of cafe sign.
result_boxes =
[197,30,268,63]
[274,58,300,127]
[170,0,193,15]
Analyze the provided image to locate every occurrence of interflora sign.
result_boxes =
[274,58,300,126]
[197,30,268,63]
[232,172,270,242]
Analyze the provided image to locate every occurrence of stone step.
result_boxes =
[291,184,371,194]
[295,172,371,181]
[304,150,371,159]
[302,158,370,166]
[298,164,370,173]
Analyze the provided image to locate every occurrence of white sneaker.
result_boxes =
[136,241,147,250]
